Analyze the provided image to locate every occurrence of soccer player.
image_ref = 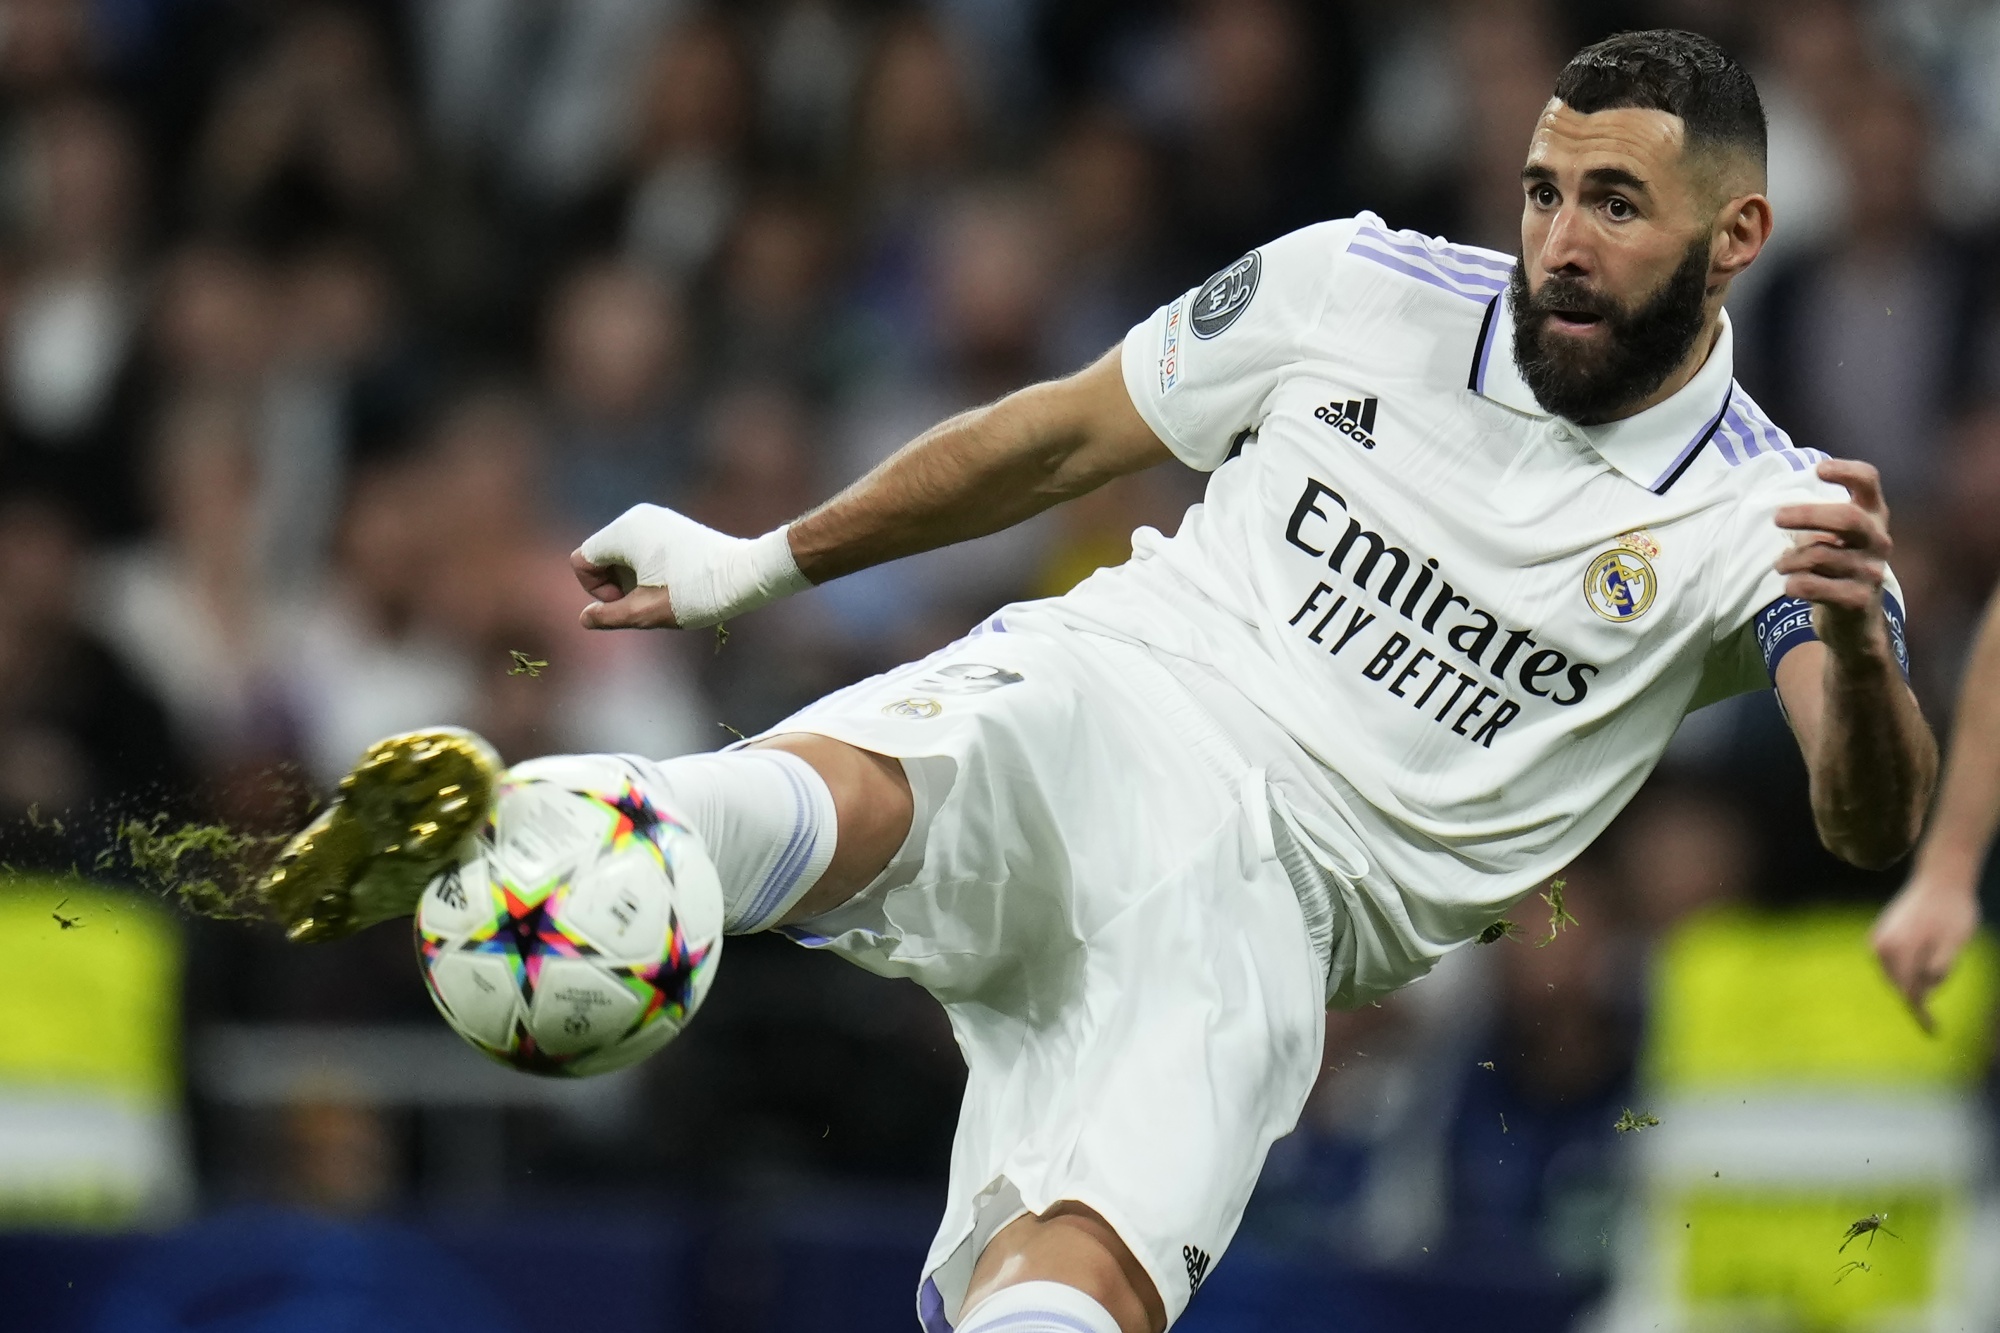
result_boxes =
[265,31,1938,1333]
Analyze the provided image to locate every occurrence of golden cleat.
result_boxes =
[260,727,502,943]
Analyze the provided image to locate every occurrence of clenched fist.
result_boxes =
[572,504,809,630]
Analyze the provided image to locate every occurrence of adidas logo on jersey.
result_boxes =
[1182,1243,1212,1294]
[1314,396,1381,449]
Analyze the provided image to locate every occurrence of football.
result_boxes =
[414,756,723,1077]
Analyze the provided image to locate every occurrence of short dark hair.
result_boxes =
[1553,29,1766,165]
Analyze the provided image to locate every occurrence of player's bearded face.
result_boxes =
[1507,235,1711,425]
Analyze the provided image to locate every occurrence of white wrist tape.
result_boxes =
[577,504,810,628]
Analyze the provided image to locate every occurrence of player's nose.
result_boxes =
[1539,204,1594,277]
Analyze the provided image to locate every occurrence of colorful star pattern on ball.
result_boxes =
[419,776,715,1075]
[592,777,690,858]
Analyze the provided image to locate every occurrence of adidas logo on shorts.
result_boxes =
[1182,1243,1212,1294]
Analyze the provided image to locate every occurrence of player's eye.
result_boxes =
[1604,195,1635,220]
[1529,183,1559,208]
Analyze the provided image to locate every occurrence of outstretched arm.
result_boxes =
[572,348,1169,629]
[1871,586,2000,1028]
[1771,459,1937,872]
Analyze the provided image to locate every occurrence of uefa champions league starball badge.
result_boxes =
[1584,530,1660,622]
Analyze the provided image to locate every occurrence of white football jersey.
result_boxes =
[1045,212,1905,997]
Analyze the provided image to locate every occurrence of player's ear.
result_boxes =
[1711,193,1772,282]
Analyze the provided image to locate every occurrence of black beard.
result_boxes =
[1508,239,1711,425]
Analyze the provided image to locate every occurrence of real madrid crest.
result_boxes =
[1584,530,1660,622]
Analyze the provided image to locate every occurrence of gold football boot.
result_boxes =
[260,727,502,942]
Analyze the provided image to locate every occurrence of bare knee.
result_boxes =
[753,733,911,921]
[963,1201,1165,1333]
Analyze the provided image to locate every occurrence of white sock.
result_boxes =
[627,749,837,934]
[957,1281,1122,1333]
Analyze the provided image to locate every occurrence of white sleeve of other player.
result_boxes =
[1119,218,1361,472]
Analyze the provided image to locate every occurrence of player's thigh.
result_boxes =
[927,807,1324,1329]
[1061,819,1325,1321]
[967,1201,1165,1333]
[739,622,1161,972]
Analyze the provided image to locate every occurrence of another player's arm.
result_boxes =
[571,349,1169,628]
[1770,459,1937,872]
[1870,584,2000,1027]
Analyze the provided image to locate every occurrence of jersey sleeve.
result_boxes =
[1120,218,1359,471]
[1690,462,1909,710]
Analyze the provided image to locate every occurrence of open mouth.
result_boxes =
[1545,309,1605,335]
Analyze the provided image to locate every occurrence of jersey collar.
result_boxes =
[1467,292,1735,495]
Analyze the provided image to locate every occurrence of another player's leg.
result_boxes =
[260,727,912,941]
[958,1203,1163,1333]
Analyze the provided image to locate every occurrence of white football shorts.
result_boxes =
[750,607,1328,1329]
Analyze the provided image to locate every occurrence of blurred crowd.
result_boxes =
[2,0,1999,1283]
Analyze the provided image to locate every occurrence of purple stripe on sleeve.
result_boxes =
[1432,244,1516,276]
[1357,220,1510,267]
[1744,411,1808,471]
[1712,421,1743,465]
[1741,403,1809,471]
[1726,408,1763,458]
[1713,389,1820,473]
[1359,226,1515,280]
[1347,241,1499,300]
[1748,410,1785,457]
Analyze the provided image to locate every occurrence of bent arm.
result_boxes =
[1775,638,1935,869]
[1771,458,1937,869]
[788,348,1171,582]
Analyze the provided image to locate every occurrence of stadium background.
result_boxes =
[2,0,1999,1329]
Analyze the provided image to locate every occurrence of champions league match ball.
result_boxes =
[415,757,723,1077]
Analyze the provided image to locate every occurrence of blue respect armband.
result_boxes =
[1753,591,1909,684]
